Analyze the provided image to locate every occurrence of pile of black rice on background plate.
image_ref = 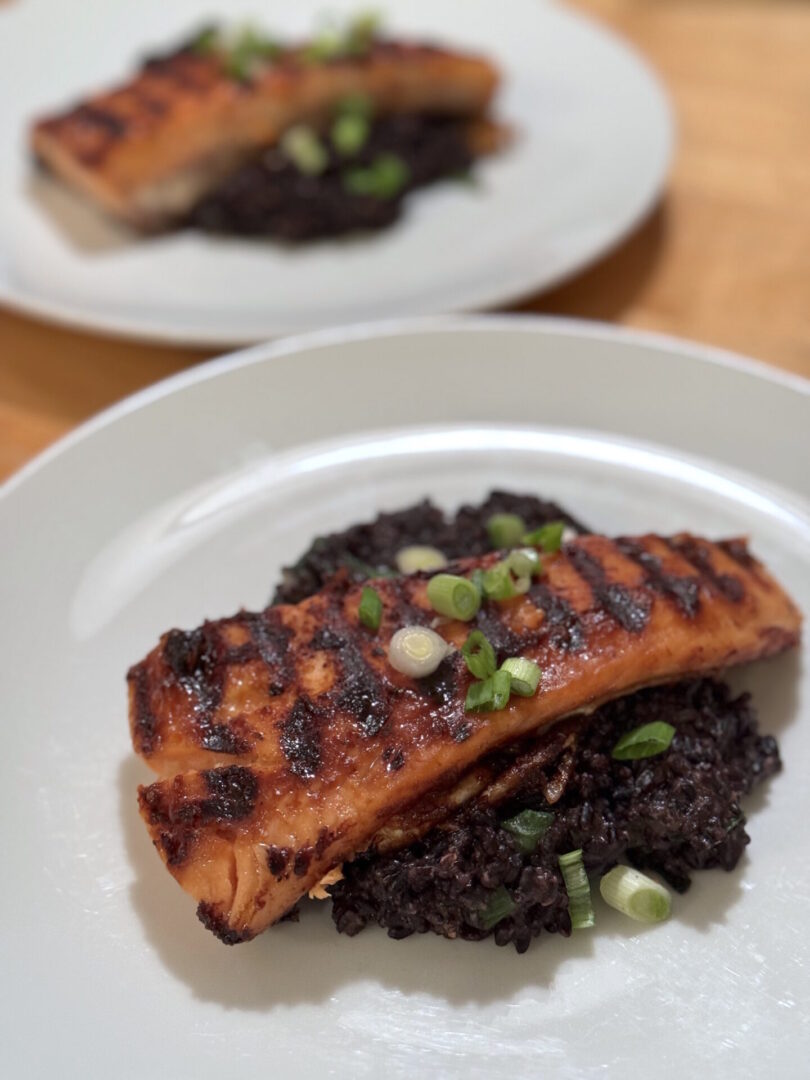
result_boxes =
[190,113,476,242]
[276,492,781,953]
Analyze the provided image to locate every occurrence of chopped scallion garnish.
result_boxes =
[486,512,526,549]
[395,545,447,574]
[501,808,554,854]
[344,9,382,55]
[505,548,542,579]
[303,11,381,64]
[465,669,512,713]
[499,657,541,697]
[611,721,675,761]
[426,574,481,621]
[191,25,220,55]
[223,25,282,80]
[358,586,382,631]
[469,568,486,598]
[338,92,374,118]
[599,865,671,923]
[559,849,595,929]
[331,112,370,156]
[303,28,344,63]
[343,153,409,199]
[388,625,450,678]
[478,884,516,930]
[481,560,531,601]
[461,630,496,680]
[280,125,329,175]
[522,520,566,553]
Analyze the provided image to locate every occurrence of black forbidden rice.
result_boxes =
[189,114,475,243]
[273,490,588,604]
[272,492,782,952]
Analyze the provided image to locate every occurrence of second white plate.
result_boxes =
[0,0,672,344]
[1,317,808,1078]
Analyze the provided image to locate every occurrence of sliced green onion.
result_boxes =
[505,548,542,579]
[234,26,282,59]
[461,630,496,680]
[191,25,220,55]
[343,153,409,199]
[395,545,447,575]
[469,568,486,598]
[599,865,671,923]
[490,668,512,710]
[611,721,675,761]
[358,586,382,630]
[345,9,382,55]
[426,573,480,621]
[465,669,512,713]
[486,512,526,549]
[331,112,370,156]
[388,626,450,678]
[522,520,566,553]
[224,26,282,80]
[303,27,344,63]
[280,125,329,176]
[225,48,252,81]
[338,92,374,118]
[481,561,530,600]
[479,884,516,930]
[559,849,595,929]
[303,11,381,64]
[499,657,541,697]
[501,808,554,854]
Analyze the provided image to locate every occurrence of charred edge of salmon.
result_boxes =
[138,765,260,867]
[131,608,293,764]
[197,902,255,945]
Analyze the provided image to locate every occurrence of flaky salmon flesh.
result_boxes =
[129,533,800,943]
[31,39,499,228]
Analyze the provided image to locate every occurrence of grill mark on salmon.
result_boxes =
[129,533,801,941]
[139,765,259,868]
[129,663,159,755]
[73,104,130,137]
[279,698,325,779]
[528,582,586,652]
[240,609,294,694]
[473,606,529,660]
[332,630,391,738]
[564,544,651,632]
[615,537,701,617]
[665,536,745,602]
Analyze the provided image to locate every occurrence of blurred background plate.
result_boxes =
[0,0,672,345]
[1,317,808,1078]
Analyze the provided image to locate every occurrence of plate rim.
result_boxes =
[0,2,674,347]
[2,312,808,503]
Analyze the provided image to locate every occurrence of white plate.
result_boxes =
[0,0,672,345]
[1,317,808,1079]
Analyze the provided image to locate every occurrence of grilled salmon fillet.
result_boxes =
[31,39,499,228]
[129,533,800,943]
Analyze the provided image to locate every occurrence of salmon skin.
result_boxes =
[129,533,801,943]
[30,37,499,229]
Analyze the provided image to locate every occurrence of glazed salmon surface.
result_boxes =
[31,40,499,227]
[129,534,801,942]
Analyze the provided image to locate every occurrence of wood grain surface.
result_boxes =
[1,0,808,482]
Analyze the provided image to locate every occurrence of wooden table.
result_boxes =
[1,0,808,482]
